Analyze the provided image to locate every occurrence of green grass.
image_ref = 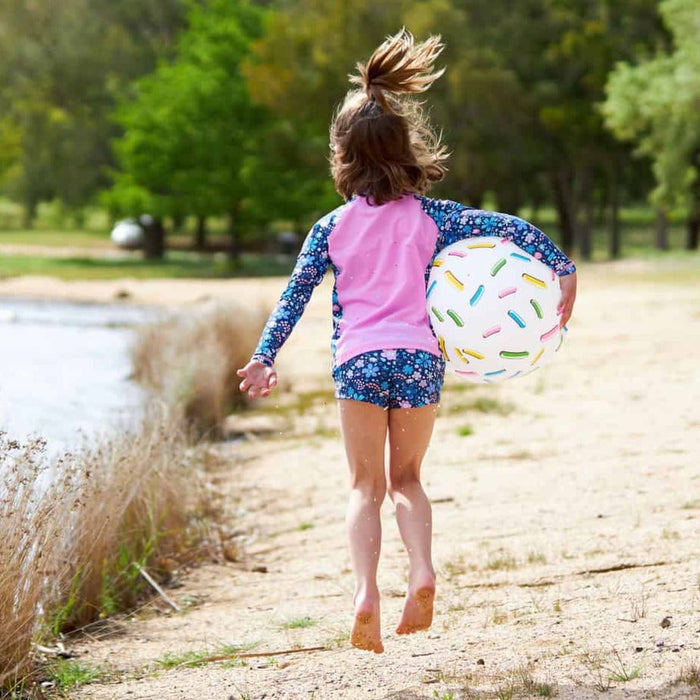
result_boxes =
[0,251,294,280]
[527,551,547,565]
[486,552,518,571]
[457,425,474,437]
[281,616,315,629]
[584,649,642,688]
[0,213,697,284]
[0,228,110,247]
[42,659,108,692]
[489,666,558,699]
[673,662,700,690]
[608,665,641,683]
[443,396,514,416]
[583,249,700,287]
[154,643,252,669]
[155,650,215,669]
[0,228,236,250]
[432,691,456,700]
[294,388,336,415]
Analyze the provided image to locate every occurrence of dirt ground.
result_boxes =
[5,258,700,699]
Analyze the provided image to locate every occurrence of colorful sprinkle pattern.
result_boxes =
[427,236,566,383]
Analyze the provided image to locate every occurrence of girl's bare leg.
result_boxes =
[338,399,389,653]
[387,404,438,635]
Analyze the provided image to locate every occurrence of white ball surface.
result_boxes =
[426,237,565,383]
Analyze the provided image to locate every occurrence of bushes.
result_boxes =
[0,412,215,693]
[131,303,267,440]
[0,301,265,694]
[0,435,68,690]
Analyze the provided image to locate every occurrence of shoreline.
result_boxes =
[0,274,291,308]
[0,255,697,309]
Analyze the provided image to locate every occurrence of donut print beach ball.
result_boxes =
[426,237,566,383]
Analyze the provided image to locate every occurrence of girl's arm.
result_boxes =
[422,198,576,277]
[421,197,577,326]
[238,212,335,398]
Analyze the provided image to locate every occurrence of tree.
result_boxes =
[243,0,409,225]
[0,0,190,224]
[603,0,700,249]
[403,0,543,212]
[107,0,272,258]
[246,0,665,258]
[502,0,665,258]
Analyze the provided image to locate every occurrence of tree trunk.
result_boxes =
[687,209,700,250]
[172,213,185,233]
[23,198,38,229]
[654,210,668,251]
[686,178,700,250]
[228,206,240,261]
[577,167,594,262]
[687,150,700,250]
[193,216,208,251]
[550,168,577,257]
[73,208,86,230]
[142,217,165,260]
[497,187,522,217]
[608,169,621,260]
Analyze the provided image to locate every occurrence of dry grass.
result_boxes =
[51,410,211,632]
[131,303,267,440]
[1,301,267,693]
[0,410,218,695]
[0,434,73,691]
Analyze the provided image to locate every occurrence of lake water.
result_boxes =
[0,297,158,454]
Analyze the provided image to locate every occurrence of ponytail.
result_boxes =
[330,29,449,205]
[351,29,445,114]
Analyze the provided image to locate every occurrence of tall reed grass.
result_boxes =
[0,434,71,692]
[0,412,216,694]
[1,301,265,694]
[131,303,267,440]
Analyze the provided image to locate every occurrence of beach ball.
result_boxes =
[426,237,565,383]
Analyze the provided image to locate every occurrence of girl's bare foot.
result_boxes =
[396,581,435,635]
[351,594,384,653]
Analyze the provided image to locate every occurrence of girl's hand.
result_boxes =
[558,272,577,328]
[236,360,278,399]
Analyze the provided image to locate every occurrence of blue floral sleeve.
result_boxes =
[251,211,338,367]
[420,197,576,276]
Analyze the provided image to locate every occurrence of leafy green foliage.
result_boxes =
[604,0,700,210]
[0,0,189,222]
[0,0,693,256]
[245,0,666,257]
[42,659,106,691]
[107,1,280,242]
[0,252,294,280]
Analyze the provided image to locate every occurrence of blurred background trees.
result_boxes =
[0,0,698,260]
[0,0,190,227]
[603,0,700,250]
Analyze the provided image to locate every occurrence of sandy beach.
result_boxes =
[4,258,699,699]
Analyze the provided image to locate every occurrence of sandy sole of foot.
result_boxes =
[6,259,699,700]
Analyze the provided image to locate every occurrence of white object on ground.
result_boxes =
[110,219,144,248]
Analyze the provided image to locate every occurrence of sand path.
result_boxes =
[11,259,699,699]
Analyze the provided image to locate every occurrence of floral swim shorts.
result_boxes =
[332,349,446,409]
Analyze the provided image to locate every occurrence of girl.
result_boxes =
[237,30,577,654]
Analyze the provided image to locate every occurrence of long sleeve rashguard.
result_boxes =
[252,195,576,369]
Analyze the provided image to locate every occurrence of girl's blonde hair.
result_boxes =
[330,29,448,205]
